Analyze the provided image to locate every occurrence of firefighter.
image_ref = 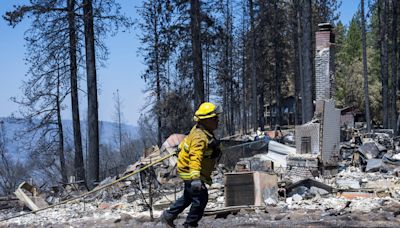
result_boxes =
[161,102,222,228]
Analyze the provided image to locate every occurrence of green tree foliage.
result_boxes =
[137,0,341,137]
[335,8,382,125]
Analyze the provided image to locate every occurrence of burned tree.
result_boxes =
[190,0,205,109]
[379,0,389,128]
[4,0,132,188]
[249,0,258,131]
[361,0,371,132]
[67,0,85,183]
[390,0,398,134]
[4,0,85,183]
[138,0,175,146]
[83,0,100,190]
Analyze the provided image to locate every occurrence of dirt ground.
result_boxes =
[78,209,400,228]
[3,206,400,228]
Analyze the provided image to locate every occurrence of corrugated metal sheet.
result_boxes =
[259,152,287,170]
[268,140,296,155]
[258,141,296,170]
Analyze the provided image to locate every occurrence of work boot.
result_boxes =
[183,223,197,228]
[160,211,176,228]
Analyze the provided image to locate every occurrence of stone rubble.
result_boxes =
[1,161,398,227]
[3,129,400,227]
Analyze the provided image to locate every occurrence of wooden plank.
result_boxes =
[14,186,40,211]
[14,181,48,211]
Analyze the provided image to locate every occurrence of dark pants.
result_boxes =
[163,180,208,227]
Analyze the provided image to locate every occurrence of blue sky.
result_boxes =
[339,1,359,24]
[0,0,146,126]
[0,1,358,126]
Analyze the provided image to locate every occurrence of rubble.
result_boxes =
[14,181,48,211]
[0,196,19,211]
[336,179,361,189]
[286,178,333,196]
[4,121,400,227]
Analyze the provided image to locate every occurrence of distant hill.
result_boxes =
[62,119,139,146]
[0,117,139,160]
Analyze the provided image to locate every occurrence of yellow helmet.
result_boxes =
[193,102,222,122]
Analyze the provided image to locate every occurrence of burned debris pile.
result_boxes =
[3,121,400,227]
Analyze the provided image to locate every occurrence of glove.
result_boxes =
[191,179,202,193]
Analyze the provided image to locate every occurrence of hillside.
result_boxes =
[0,117,139,161]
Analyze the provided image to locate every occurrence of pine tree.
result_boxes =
[379,0,389,128]
[361,0,371,132]
[390,0,398,134]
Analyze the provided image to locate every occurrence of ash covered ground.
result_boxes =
[3,131,400,227]
[2,166,400,228]
[2,199,400,227]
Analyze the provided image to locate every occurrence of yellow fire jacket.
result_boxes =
[177,124,219,185]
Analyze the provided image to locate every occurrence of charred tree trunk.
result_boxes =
[153,2,162,146]
[379,0,389,128]
[391,0,398,134]
[190,0,204,109]
[274,0,282,127]
[223,79,228,135]
[361,0,371,132]
[226,0,235,135]
[241,42,247,133]
[229,12,235,135]
[83,0,100,190]
[241,1,247,134]
[223,1,230,136]
[205,43,210,101]
[67,0,85,183]
[259,88,265,131]
[249,0,258,131]
[56,67,67,183]
[269,82,273,128]
[292,1,302,125]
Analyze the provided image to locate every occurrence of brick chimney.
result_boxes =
[315,23,335,101]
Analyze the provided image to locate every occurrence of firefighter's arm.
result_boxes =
[189,135,207,180]
[209,138,221,159]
